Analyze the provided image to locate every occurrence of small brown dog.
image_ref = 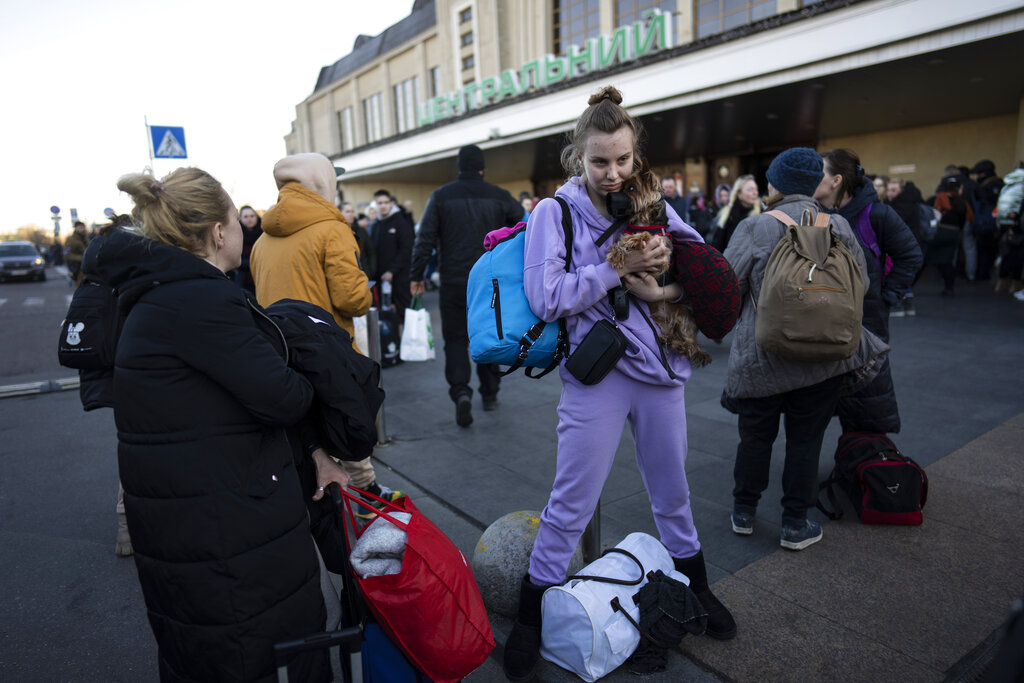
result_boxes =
[605,160,712,367]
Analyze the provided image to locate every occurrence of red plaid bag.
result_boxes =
[340,487,494,682]
[670,240,740,340]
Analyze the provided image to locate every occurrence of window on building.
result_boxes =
[462,54,475,71]
[552,0,602,56]
[362,92,383,143]
[459,7,472,23]
[429,66,441,97]
[616,0,675,27]
[393,76,420,135]
[696,0,776,40]
[336,106,354,152]
[461,31,474,46]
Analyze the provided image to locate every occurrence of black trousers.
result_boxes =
[731,375,842,521]
[439,282,500,402]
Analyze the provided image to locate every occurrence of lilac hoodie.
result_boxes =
[523,177,703,387]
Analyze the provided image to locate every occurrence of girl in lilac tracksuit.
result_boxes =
[502,86,735,682]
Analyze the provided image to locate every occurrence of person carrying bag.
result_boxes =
[503,86,736,683]
[399,293,435,361]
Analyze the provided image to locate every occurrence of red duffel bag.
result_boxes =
[341,486,494,682]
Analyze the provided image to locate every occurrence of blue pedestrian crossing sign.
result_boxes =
[150,125,187,159]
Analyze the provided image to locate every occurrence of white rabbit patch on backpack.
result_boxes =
[65,322,85,346]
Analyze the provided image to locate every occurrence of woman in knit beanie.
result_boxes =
[720,147,884,552]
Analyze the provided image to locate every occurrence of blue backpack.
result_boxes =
[467,197,573,378]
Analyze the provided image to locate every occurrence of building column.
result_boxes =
[382,61,394,139]
[352,79,364,147]
[675,0,693,46]
[1017,96,1024,164]
[600,0,614,34]
[327,90,340,156]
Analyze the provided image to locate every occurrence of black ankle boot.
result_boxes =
[503,575,547,681]
[673,550,736,640]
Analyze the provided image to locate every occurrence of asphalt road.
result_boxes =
[0,266,76,383]
[0,266,157,679]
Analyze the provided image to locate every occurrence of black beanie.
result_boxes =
[457,144,485,173]
[766,147,824,196]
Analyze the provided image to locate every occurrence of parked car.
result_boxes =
[0,241,46,282]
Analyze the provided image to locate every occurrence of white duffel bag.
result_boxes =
[539,532,690,682]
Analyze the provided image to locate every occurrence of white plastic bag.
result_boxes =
[399,295,435,361]
[352,315,369,356]
[539,532,690,682]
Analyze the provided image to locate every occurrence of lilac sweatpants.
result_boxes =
[528,368,701,586]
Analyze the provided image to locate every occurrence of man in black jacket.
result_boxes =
[410,145,525,427]
[372,189,415,319]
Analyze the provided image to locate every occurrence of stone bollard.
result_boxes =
[472,510,585,617]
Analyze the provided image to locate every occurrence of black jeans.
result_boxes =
[731,375,843,521]
[440,282,500,402]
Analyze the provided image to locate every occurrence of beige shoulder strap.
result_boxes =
[766,209,830,227]
[765,209,796,226]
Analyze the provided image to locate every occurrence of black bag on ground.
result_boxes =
[817,432,928,525]
[378,306,402,368]
[376,284,402,368]
[57,279,121,370]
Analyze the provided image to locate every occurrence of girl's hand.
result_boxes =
[614,237,671,278]
[310,448,350,501]
[623,273,682,303]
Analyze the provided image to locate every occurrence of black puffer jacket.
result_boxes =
[888,181,927,246]
[410,171,525,286]
[92,230,329,682]
[833,177,922,434]
[372,208,414,284]
[834,177,922,341]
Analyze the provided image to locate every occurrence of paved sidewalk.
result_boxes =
[2,271,1020,681]
[364,272,1024,682]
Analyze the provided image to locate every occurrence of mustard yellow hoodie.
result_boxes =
[252,177,371,347]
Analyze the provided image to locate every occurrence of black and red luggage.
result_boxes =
[817,432,928,525]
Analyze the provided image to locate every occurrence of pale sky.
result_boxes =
[0,0,412,235]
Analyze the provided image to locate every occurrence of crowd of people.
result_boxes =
[62,80,1024,681]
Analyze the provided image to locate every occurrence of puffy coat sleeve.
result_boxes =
[523,198,621,322]
[175,284,313,426]
[410,192,440,281]
[325,225,372,318]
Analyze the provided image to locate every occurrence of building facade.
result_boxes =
[286,0,1024,218]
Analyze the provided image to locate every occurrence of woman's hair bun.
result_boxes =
[117,172,159,209]
[588,86,623,107]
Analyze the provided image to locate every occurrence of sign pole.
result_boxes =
[144,115,154,171]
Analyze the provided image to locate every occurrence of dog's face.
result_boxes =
[621,158,665,227]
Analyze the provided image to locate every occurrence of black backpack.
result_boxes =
[57,279,122,370]
[817,432,928,525]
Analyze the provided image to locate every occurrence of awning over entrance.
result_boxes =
[336,0,1024,186]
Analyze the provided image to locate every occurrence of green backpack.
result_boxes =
[754,209,866,361]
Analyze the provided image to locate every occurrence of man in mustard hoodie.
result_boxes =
[252,152,401,512]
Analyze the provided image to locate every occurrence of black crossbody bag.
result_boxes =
[565,318,628,385]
